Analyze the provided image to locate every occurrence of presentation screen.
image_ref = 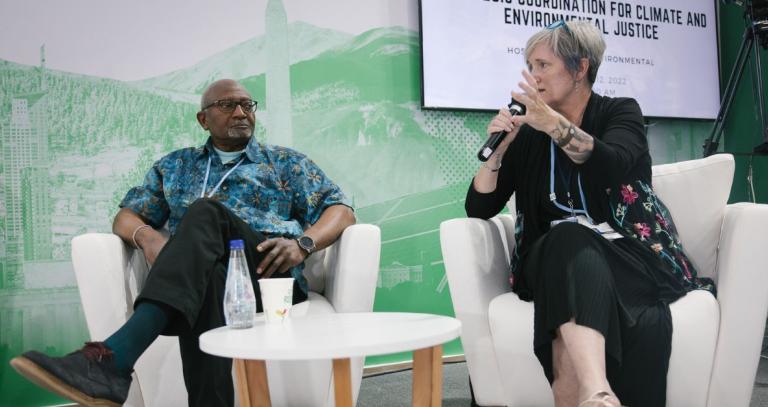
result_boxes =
[420,0,720,119]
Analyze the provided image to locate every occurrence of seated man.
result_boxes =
[10,79,356,407]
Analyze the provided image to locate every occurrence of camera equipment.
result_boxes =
[703,0,768,156]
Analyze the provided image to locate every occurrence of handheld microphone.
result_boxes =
[477,98,526,162]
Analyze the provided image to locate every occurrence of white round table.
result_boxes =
[200,312,461,407]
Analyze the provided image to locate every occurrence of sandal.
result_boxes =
[578,391,622,407]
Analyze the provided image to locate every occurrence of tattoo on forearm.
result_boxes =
[550,118,594,163]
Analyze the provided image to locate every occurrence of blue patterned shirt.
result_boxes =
[120,137,351,292]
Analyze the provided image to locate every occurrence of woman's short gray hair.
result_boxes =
[524,20,606,85]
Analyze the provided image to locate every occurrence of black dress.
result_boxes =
[466,93,689,406]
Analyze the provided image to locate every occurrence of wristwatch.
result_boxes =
[296,235,316,255]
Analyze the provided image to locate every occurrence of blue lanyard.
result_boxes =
[200,155,245,198]
[555,154,573,197]
[549,141,593,223]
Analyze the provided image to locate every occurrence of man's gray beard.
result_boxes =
[227,128,253,139]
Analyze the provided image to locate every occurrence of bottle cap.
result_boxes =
[229,239,245,250]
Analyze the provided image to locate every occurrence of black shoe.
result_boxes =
[9,342,131,407]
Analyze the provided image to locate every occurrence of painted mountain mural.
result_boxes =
[1,26,487,401]
[1,24,486,220]
[137,22,354,95]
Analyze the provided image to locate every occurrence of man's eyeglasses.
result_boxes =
[547,19,572,35]
[202,99,258,113]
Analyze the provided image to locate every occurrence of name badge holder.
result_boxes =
[548,141,622,240]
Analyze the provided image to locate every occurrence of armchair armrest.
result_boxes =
[71,232,186,407]
[440,217,513,404]
[71,233,142,339]
[321,224,381,313]
[708,202,768,407]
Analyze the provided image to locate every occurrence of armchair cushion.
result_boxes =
[650,154,733,279]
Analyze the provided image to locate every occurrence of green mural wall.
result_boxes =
[0,1,760,406]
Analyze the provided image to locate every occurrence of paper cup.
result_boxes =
[258,277,294,323]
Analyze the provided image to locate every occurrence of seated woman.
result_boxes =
[465,20,714,407]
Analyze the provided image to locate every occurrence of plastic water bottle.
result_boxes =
[223,239,256,329]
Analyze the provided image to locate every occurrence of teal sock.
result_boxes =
[104,301,169,376]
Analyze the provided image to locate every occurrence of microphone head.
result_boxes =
[507,97,526,115]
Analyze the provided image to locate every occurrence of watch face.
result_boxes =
[298,236,315,252]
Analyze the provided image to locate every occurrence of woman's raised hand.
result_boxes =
[510,70,560,133]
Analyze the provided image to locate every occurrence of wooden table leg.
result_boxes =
[412,345,443,407]
[233,359,271,407]
[430,346,443,407]
[333,358,353,407]
[234,359,251,407]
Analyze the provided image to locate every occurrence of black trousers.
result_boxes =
[520,222,673,407]
[135,198,307,407]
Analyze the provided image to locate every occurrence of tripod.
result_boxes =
[703,17,768,156]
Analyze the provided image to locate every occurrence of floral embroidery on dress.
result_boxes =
[608,180,716,295]
[634,222,651,240]
[642,201,654,212]
[615,203,626,220]
[510,211,524,287]
[655,213,669,229]
[621,184,639,204]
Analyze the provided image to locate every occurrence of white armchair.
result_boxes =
[441,154,768,406]
[71,224,381,407]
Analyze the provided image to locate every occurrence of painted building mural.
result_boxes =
[0,1,712,405]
